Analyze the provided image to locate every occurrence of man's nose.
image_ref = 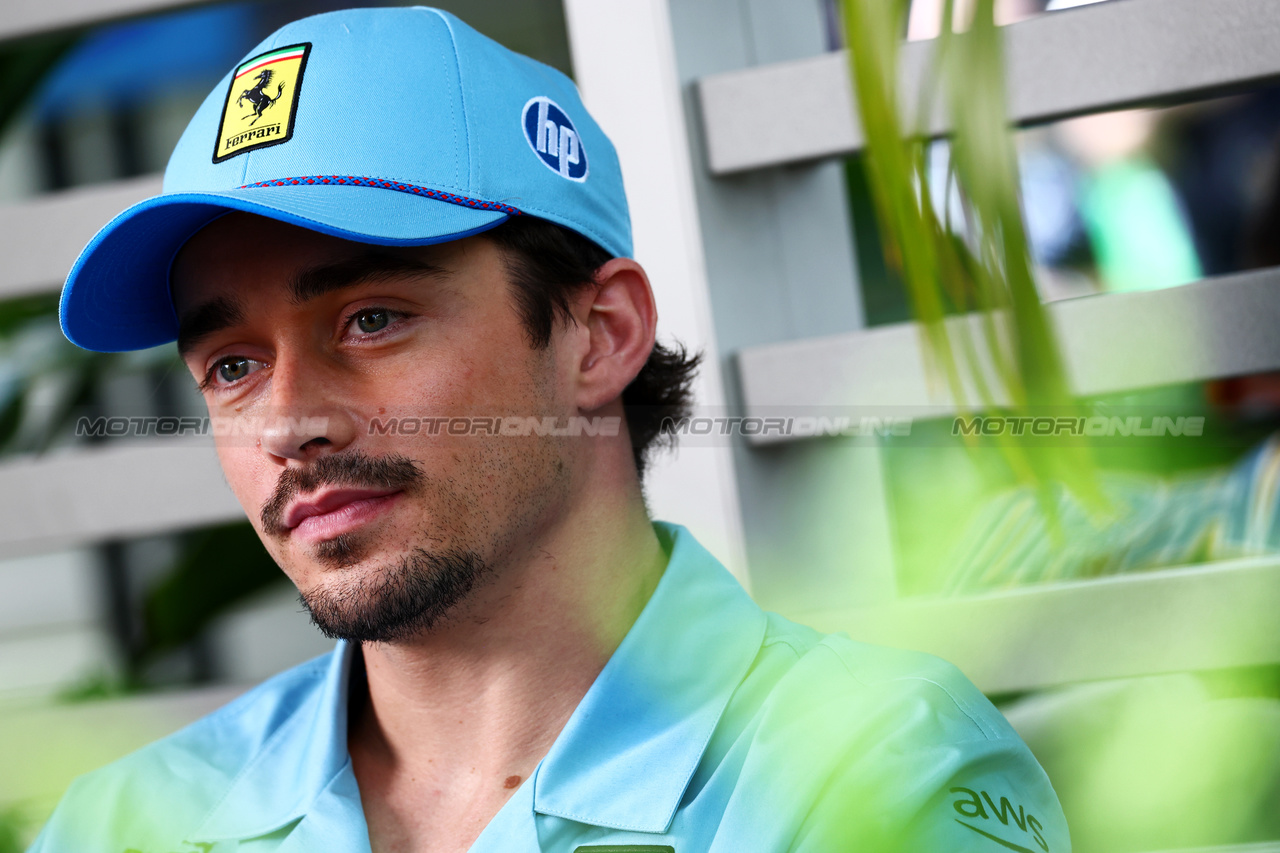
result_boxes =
[257,355,358,462]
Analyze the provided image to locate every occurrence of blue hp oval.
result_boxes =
[522,96,589,182]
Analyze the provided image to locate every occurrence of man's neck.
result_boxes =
[347,492,667,853]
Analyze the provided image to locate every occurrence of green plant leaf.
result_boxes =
[841,0,1105,513]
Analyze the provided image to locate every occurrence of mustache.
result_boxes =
[260,451,422,536]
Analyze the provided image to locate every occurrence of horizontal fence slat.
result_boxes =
[737,266,1280,436]
[698,0,1280,174]
[0,175,163,300]
[0,625,110,699]
[0,438,244,557]
[1,0,207,43]
[799,558,1280,694]
[0,549,97,635]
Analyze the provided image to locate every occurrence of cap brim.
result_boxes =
[60,184,510,352]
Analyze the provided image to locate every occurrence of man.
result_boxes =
[36,7,1070,852]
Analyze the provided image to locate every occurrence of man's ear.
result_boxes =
[569,258,657,412]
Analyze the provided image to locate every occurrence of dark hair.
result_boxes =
[484,215,701,479]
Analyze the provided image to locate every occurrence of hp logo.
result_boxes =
[522,96,588,182]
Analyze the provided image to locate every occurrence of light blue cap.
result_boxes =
[60,6,632,352]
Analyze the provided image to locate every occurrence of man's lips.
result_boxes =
[282,488,403,542]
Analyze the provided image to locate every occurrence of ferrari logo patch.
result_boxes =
[213,42,311,162]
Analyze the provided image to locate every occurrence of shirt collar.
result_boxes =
[192,640,357,842]
[531,522,767,832]
[190,522,766,840]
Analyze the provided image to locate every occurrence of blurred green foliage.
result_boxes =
[0,27,285,695]
[0,27,107,458]
[837,6,1280,848]
[0,804,24,853]
[840,0,1103,513]
[0,306,109,456]
[1006,671,1280,852]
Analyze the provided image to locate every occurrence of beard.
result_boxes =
[298,542,489,643]
[260,450,493,643]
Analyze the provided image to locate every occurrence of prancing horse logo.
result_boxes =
[213,42,309,162]
[238,69,285,126]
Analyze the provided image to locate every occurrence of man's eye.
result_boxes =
[209,356,264,387]
[348,308,392,335]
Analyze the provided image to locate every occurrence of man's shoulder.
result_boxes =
[29,650,337,852]
[722,612,1071,852]
[757,609,1013,742]
[99,649,332,780]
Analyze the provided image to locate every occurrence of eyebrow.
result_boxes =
[177,295,245,358]
[175,252,450,358]
[286,252,451,305]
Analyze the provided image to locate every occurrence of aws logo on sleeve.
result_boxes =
[949,787,1049,852]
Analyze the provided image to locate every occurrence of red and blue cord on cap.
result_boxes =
[240,175,524,216]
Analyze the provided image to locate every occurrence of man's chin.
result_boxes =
[293,544,492,643]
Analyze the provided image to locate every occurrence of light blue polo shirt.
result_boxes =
[30,523,1070,852]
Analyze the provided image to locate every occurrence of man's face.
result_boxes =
[172,212,578,642]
